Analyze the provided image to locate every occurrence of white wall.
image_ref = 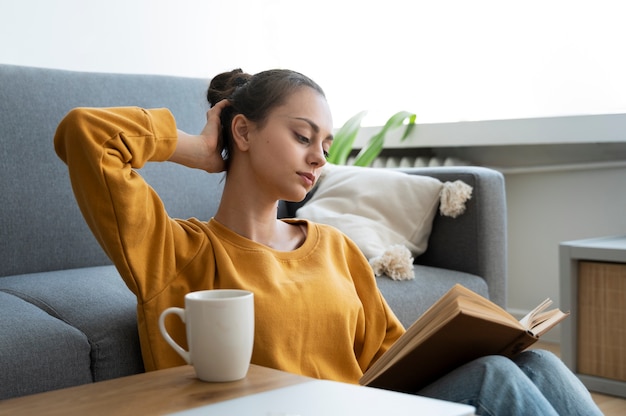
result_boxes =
[2,0,626,126]
[505,166,626,342]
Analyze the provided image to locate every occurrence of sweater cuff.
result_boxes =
[146,108,178,161]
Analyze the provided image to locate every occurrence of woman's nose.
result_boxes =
[308,145,327,166]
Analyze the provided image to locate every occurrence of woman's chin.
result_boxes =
[282,189,309,203]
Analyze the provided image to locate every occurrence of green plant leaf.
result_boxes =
[327,110,367,165]
[400,113,417,142]
[353,111,416,166]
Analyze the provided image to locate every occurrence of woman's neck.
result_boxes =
[214,155,310,250]
[215,179,277,233]
[215,180,306,251]
[215,187,307,251]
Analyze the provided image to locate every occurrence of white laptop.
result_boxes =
[170,379,475,416]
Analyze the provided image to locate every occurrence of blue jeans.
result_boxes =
[418,349,602,416]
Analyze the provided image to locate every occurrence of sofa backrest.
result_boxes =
[0,64,225,277]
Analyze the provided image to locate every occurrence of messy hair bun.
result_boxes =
[206,68,252,107]
[207,68,325,168]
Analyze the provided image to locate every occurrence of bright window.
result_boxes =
[2,0,625,127]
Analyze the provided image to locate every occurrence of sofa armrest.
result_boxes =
[399,166,507,308]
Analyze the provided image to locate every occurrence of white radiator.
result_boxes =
[349,156,470,168]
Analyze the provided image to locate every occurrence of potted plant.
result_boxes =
[327,111,417,166]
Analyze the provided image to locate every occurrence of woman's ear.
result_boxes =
[231,114,251,152]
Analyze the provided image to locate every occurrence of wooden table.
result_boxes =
[0,364,310,415]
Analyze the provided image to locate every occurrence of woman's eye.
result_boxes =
[296,134,310,144]
[296,133,329,159]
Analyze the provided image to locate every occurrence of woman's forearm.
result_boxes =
[168,130,216,171]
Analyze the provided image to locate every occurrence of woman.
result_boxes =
[54,68,601,415]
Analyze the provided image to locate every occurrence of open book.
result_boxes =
[360,284,569,393]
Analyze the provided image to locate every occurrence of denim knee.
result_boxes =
[473,354,520,376]
[512,349,603,416]
[513,349,562,381]
[514,348,559,367]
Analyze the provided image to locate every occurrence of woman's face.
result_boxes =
[244,87,334,202]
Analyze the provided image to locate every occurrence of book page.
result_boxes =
[528,309,570,337]
[518,298,569,336]
[519,298,552,329]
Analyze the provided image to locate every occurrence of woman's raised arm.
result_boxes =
[54,107,206,300]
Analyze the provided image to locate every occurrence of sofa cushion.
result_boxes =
[0,266,144,383]
[0,291,93,399]
[377,265,489,328]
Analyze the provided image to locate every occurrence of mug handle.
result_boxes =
[158,307,191,364]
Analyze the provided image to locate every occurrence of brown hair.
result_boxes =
[207,68,326,167]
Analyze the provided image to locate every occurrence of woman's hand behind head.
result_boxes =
[198,99,230,173]
[169,99,230,173]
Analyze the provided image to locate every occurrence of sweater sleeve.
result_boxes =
[54,107,205,301]
[340,233,406,371]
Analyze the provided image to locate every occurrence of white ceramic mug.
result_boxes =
[158,289,254,382]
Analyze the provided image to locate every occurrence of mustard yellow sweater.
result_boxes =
[54,107,404,383]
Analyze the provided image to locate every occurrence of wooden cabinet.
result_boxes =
[560,236,626,398]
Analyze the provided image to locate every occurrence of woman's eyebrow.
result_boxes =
[292,116,319,133]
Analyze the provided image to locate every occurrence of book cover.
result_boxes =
[360,284,568,393]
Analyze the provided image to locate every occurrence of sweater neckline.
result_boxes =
[207,218,318,258]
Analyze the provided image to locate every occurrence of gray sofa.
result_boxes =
[0,64,507,400]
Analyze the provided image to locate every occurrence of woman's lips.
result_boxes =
[298,172,315,187]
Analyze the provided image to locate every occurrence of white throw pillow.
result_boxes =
[296,164,472,280]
